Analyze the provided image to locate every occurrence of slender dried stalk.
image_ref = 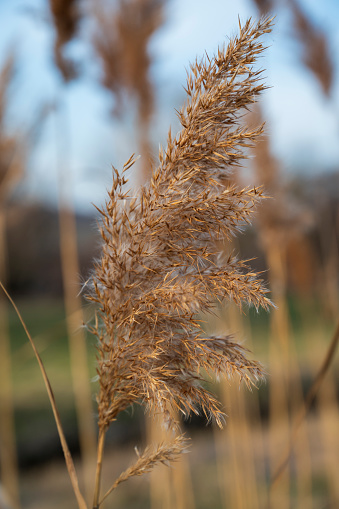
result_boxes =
[88,16,274,506]
[92,430,105,509]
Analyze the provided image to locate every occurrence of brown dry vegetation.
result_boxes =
[0,2,338,509]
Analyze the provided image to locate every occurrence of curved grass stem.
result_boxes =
[0,281,88,509]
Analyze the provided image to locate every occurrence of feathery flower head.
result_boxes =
[88,16,274,434]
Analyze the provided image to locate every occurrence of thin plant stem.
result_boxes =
[266,242,291,506]
[98,473,118,507]
[0,281,88,509]
[92,429,106,509]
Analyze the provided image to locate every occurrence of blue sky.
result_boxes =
[0,0,338,212]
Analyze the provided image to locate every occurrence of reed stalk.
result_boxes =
[92,429,106,509]
[215,300,262,509]
[148,413,172,509]
[55,99,97,502]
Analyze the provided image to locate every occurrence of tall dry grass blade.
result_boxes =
[271,319,339,485]
[87,16,274,506]
[0,282,88,509]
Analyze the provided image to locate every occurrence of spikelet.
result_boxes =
[88,17,274,436]
[99,434,189,503]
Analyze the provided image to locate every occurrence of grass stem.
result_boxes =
[92,429,106,509]
[0,281,88,509]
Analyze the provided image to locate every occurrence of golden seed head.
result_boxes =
[87,16,274,433]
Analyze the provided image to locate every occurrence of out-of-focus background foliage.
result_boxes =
[0,0,338,508]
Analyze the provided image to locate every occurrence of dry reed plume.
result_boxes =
[252,0,333,97]
[289,0,333,97]
[93,0,163,119]
[87,16,273,507]
[92,0,165,180]
[252,0,273,15]
[49,0,80,81]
